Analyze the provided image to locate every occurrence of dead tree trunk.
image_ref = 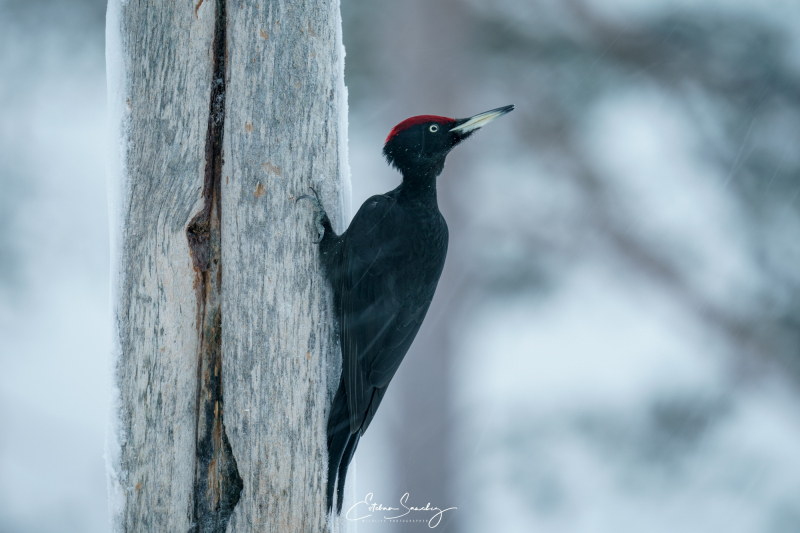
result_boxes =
[106,0,348,531]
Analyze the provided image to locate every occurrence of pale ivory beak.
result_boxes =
[449,104,515,134]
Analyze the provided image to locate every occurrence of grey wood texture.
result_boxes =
[111,1,216,531]
[221,1,346,531]
[110,0,346,531]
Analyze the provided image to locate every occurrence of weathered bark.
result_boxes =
[108,0,346,531]
[221,1,346,530]
[109,2,216,531]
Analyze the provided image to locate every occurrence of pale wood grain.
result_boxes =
[111,0,346,531]
[112,0,217,531]
[221,0,346,531]
[114,0,342,532]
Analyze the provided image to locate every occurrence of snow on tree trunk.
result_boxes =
[107,0,348,531]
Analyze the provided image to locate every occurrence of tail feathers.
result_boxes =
[326,430,349,515]
[327,380,352,515]
[336,430,361,514]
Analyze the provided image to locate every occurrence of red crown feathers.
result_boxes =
[385,115,456,143]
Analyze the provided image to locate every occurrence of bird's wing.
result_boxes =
[339,194,428,434]
[361,386,388,434]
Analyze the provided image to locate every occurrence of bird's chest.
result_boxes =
[389,214,448,297]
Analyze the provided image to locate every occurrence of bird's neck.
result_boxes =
[398,168,440,207]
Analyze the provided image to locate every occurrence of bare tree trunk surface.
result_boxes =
[222,1,345,531]
[107,0,347,531]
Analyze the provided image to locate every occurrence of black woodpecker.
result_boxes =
[299,105,514,514]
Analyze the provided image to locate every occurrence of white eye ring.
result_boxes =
[429,124,439,133]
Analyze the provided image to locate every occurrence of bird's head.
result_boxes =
[382,105,514,178]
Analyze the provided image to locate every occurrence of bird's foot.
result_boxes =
[296,186,327,244]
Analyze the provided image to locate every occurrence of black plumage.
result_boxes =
[299,105,514,514]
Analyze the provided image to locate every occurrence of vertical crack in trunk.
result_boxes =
[187,1,242,532]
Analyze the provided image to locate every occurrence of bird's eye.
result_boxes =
[429,124,439,133]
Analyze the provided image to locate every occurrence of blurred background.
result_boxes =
[2,0,800,531]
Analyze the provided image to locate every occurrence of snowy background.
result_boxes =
[2,0,800,531]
